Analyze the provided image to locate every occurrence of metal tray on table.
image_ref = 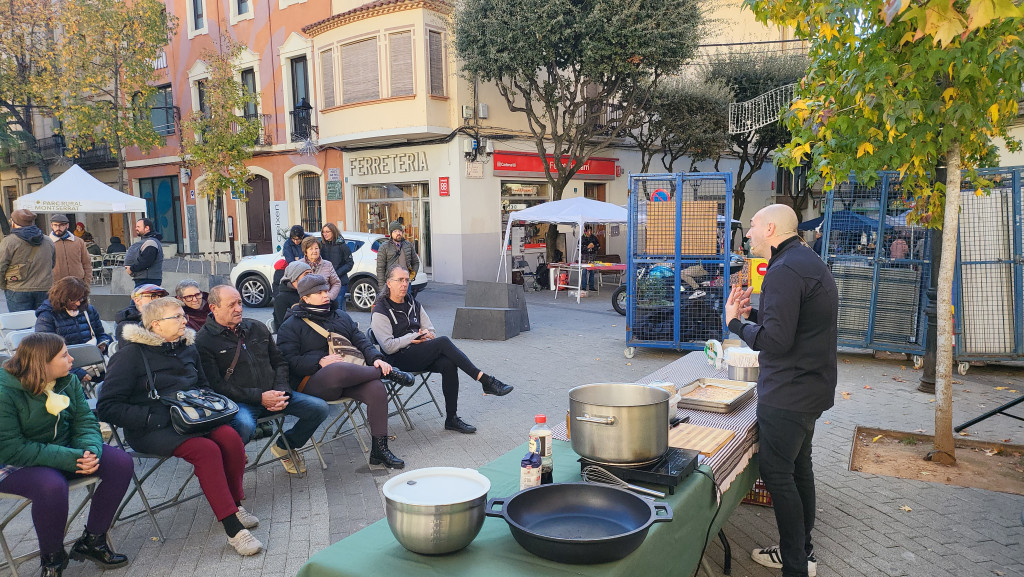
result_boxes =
[676,378,755,413]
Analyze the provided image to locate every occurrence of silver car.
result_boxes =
[229,231,427,311]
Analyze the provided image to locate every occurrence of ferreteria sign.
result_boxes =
[349,152,429,176]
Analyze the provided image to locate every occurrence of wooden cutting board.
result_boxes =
[668,423,736,457]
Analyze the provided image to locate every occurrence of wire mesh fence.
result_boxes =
[626,173,733,354]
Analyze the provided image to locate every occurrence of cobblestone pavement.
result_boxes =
[3,282,1023,576]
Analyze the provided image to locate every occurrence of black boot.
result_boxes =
[480,374,514,396]
[40,549,68,577]
[369,436,405,469]
[444,415,477,434]
[70,529,129,569]
[387,369,416,388]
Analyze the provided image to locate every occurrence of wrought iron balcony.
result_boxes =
[72,141,118,169]
[290,101,316,142]
[234,113,273,146]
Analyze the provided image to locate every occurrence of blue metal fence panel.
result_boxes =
[626,173,733,354]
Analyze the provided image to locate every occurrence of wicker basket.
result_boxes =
[742,478,773,507]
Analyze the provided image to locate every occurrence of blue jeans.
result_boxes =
[4,290,49,312]
[336,283,348,311]
[584,270,597,290]
[229,391,329,449]
[757,403,821,577]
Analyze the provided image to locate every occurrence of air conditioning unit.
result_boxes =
[478,103,489,119]
[462,105,474,119]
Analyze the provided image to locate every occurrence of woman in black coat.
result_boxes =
[319,223,354,309]
[96,297,263,557]
[276,274,409,469]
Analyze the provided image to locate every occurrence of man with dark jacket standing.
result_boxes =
[124,218,163,287]
[726,204,838,577]
[196,285,329,475]
[49,214,92,284]
[0,209,56,312]
[376,222,419,291]
[580,224,601,291]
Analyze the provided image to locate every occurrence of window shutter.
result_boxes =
[389,32,413,97]
[341,38,380,105]
[320,49,336,108]
[428,30,445,97]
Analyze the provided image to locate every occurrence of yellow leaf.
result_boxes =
[791,142,812,160]
[872,434,884,442]
[857,142,874,158]
[941,87,957,103]
[899,505,912,512]
[820,23,839,42]
[988,103,999,123]
[966,0,995,31]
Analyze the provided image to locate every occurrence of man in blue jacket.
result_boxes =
[726,204,838,577]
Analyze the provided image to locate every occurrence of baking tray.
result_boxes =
[676,378,755,413]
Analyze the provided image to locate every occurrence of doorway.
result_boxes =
[246,176,273,253]
[138,175,183,253]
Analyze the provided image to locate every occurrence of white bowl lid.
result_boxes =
[382,467,491,506]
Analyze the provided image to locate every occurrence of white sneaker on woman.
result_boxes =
[235,506,259,529]
[228,529,263,556]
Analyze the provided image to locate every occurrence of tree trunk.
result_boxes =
[931,140,960,466]
[545,181,568,262]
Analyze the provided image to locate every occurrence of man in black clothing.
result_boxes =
[580,225,600,291]
[726,204,838,577]
[196,285,328,475]
[124,218,163,287]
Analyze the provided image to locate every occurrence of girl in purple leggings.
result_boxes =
[0,333,132,577]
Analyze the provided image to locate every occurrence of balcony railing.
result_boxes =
[152,50,167,70]
[0,136,116,169]
[72,141,118,169]
[290,107,316,142]
[36,135,67,160]
[233,113,273,146]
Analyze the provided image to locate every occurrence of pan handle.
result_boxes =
[651,502,674,523]
[575,413,617,425]
[485,497,507,517]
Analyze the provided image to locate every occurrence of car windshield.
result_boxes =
[346,240,365,252]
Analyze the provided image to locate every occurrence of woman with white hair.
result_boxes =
[97,297,262,557]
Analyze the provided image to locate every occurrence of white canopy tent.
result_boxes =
[14,165,147,214]
[497,196,628,302]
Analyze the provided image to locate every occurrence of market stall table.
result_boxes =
[547,262,628,299]
[298,352,759,577]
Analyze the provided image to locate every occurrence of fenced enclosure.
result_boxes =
[819,172,931,356]
[954,167,1024,368]
[625,173,734,357]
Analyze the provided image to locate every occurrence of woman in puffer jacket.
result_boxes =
[299,236,341,301]
[34,276,112,392]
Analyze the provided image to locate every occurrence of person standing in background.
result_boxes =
[580,225,601,292]
[49,214,91,285]
[124,218,163,287]
[282,225,310,263]
[319,224,353,310]
[0,209,56,312]
[376,222,419,291]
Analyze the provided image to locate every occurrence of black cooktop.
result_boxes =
[578,447,700,495]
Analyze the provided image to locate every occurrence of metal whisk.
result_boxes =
[581,465,666,498]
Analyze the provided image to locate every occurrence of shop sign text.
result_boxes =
[350,152,428,176]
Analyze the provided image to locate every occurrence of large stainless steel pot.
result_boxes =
[383,467,491,555]
[569,383,669,466]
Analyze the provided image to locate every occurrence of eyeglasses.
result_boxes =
[157,313,187,322]
[389,278,411,284]
[181,293,202,301]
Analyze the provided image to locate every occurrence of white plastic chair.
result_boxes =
[0,312,36,353]
[4,330,34,352]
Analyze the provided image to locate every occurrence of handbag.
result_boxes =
[140,349,238,435]
[297,317,365,393]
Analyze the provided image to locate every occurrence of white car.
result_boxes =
[229,231,427,311]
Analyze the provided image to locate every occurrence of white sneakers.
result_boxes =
[235,506,259,529]
[228,529,263,556]
[751,545,817,576]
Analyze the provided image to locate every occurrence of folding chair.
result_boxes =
[0,477,99,577]
[366,328,443,431]
[4,331,33,353]
[0,312,36,354]
[304,398,369,470]
[90,255,105,286]
[67,344,105,398]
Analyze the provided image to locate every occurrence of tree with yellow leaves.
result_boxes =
[34,0,177,192]
[747,0,1024,464]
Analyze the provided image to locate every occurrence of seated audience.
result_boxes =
[276,275,410,469]
[0,333,132,577]
[273,261,311,331]
[301,236,341,301]
[105,237,126,254]
[81,233,101,256]
[34,276,113,391]
[114,284,168,342]
[371,266,514,434]
[175,279,210,332]
[98,297,263,556]
[197,286,329,475]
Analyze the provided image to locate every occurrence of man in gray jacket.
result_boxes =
[0,209,56,312]
[376,222,419,291]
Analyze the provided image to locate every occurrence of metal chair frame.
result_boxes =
[365,329,443,431]
[0,477,99,577]
[303,398,369,470]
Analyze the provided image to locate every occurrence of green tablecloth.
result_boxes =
[298,441,758,577]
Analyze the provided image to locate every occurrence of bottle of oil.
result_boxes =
[529,414,553,484]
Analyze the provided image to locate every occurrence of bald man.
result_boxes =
[726,204,838,577]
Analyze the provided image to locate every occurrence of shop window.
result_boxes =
[341,38,380,105]
[138,175,181,249]
[300,172,323,232]
[389,31,414,97]
[427,30,445,97]
[501,181,551,249]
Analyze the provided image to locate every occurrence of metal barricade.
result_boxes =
[625,173,733,358]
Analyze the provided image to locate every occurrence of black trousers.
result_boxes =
[757,403,821,577]
[384,336,481,419]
